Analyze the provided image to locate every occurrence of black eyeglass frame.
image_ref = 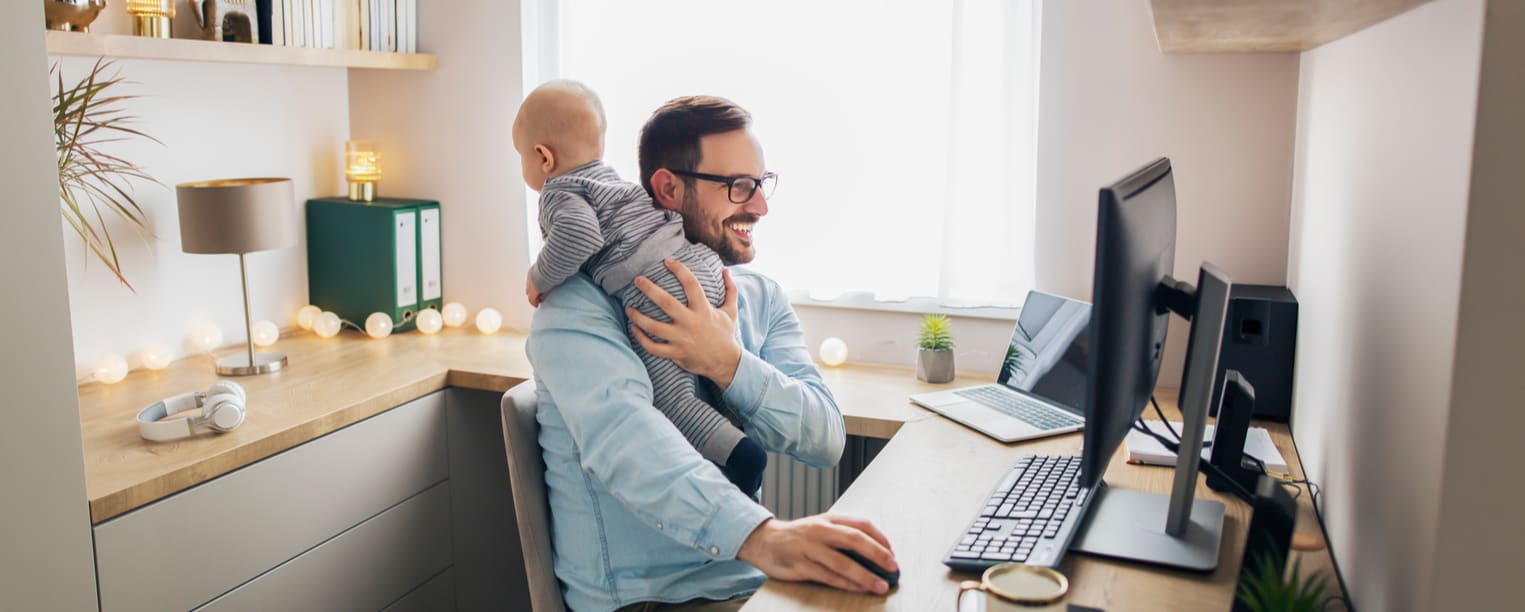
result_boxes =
[669,169,778,204]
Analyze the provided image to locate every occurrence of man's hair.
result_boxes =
[638,95,752,198]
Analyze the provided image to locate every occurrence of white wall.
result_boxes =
[349,2,530,330]
[0,3,98,609]
[1286,0,1486,609]
[57,57,348,376]
[1036,0,1300,388]
[1428,1,1525,608]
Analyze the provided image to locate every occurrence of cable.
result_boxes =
[1131,415,1257,503]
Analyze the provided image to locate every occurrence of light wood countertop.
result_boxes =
[77,327,532,524]
[743,391,1344,611]
[75,328,963,524]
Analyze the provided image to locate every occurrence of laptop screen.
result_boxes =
[996,291,1092,416]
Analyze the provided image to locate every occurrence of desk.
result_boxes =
[75,327,1341,611]
[744,391,1342,612]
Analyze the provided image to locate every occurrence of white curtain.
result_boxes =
[524,0,1039,308]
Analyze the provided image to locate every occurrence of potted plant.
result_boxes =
[54,59,161,291]
[916,314,956,383]
[1234,549,1330,612]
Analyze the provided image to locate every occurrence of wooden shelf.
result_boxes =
[46,31,436,70]
[1150,0,1432,52]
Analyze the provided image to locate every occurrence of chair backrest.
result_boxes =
[501,380,566,612]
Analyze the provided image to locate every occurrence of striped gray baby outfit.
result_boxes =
[529,161,745,464]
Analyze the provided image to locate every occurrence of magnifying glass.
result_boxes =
[956,563,1069,611]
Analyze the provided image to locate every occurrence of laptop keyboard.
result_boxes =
[945,455,1089,571]
[955,386,1083,431]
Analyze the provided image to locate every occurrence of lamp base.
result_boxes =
[132,15,171,38]
[348,182,376,202]
[216,351,288,376]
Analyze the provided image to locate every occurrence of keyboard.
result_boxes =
[944,455,1092,572]
[955,386,1084,431]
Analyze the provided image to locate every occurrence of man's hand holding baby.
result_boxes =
[627,260,742,390]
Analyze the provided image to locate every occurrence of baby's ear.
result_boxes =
[535,144,556,173]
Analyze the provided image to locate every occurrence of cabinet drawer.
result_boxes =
[95,391,448,612]
[382,568,455,612]
[196,482,453,612]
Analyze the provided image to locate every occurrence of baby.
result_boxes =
[515,80,766,494]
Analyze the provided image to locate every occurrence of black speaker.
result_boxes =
[1211,284,1298,422]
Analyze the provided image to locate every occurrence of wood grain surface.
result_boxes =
[743,391,1346,611]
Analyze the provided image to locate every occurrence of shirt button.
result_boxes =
[709,546,720,556]
[656,521,663,530]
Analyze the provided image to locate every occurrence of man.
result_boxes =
[527,96,898,611]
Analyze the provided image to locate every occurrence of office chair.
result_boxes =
[500,380,567,611]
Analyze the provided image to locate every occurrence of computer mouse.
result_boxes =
[837,548,900,589]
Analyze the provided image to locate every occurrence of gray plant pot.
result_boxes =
[916,349,955,384]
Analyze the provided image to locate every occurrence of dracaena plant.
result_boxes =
[917,314,955,351]
[1235,549,1330,612]
[54,58,161,291]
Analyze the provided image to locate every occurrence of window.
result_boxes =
[523,0,1040,308]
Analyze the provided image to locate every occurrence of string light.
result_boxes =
[187,324,223,353]
[138,343,172,370]
[314,311,342,338]
[416,308,443,334]
[251,320,280,347]
[819,337,849,367]
[365,312,394,339]
[94,354,128,384]
[442,302,467,327]
[475,308,502,334]
[296,305,321,330]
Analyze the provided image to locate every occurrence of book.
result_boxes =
[1123,420,1289,473]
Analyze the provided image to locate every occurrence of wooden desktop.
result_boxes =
[74,328,1341,611]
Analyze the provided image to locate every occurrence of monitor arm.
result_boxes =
[1157,276,1197,319]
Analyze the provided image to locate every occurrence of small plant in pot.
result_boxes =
[916,314,956,383]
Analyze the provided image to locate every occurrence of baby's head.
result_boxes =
[513,80,606,190]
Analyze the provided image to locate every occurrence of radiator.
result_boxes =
[759,436,885,520]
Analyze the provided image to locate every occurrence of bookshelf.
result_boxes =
[1150,0,1431,52]
[45,31,435,71]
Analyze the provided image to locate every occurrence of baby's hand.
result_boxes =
[526,273,545,308]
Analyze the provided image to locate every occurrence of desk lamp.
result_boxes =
[177,178,297,376]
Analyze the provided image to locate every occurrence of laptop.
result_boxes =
[910,291,1091,443]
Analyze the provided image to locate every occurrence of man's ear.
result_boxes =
[649,168,683,212]
[535,144,556,175]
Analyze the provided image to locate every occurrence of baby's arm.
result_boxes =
[529,191,606,302]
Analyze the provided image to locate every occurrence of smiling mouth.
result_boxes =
[727,221,753,243]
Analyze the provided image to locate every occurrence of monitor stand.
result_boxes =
[1068,483,1225,573]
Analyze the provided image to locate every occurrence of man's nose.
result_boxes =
[740,190,768,217]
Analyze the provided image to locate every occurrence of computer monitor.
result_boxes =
[1066,157,1235,572]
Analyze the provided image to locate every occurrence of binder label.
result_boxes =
[396,211,417,308]
[420,208,441,301]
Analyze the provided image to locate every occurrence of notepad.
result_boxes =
[1124,420,1288,473]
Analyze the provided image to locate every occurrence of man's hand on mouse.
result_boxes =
[737,515,899,595]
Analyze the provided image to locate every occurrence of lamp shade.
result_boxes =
[176,178,297,254]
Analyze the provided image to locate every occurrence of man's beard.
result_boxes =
[680,191,755,265]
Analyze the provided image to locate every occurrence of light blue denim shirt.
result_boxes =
[527,268,845,612]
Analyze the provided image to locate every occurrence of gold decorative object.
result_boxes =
[126,0,174,38]
[345,140,381,202]
[188,0,259,43]
[45,0,107,32]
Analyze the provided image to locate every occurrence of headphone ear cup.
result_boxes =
[202,393,245,432]
[207,380,247,404]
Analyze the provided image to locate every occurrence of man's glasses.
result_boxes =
[670,169,778,204]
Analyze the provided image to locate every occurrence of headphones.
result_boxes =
[137,381,248,442]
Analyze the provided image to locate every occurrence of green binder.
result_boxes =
[306,197,442,332]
